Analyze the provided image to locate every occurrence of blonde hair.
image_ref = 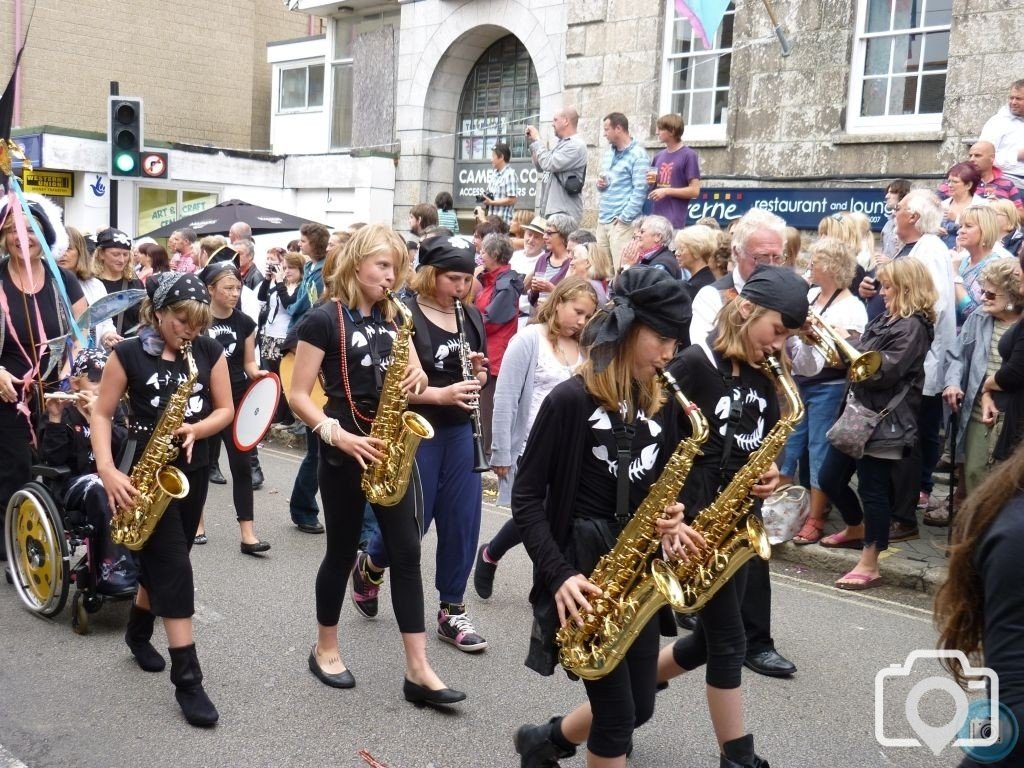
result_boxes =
[578,323,664,418]
[138,297,212,332]
[783,227,802,268]
[65,226,93,280]
[327,223,410,321]
[817,213,860,254]
[673,225,718,267]
[534,276,598,340]
[713,299,773,363]
[809,236,857,287]
[846,211,874,255]
[93,246,136,280]
[959,205,1001,251]
[584,242,614,281]
[876,259,938,323]
[988,198,1019,231]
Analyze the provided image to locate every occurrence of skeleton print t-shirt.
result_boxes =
[574,401,666,522]
[413,315,472,429]
[207,309,257,400]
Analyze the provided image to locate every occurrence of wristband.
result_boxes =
[314,417,340,446]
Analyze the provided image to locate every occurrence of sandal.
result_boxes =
[922,505,950,527]
[835,571,882,590]
[793,517,826,545]
[819,531,863,549]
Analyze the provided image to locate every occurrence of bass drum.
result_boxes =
[279,351,326,408]
[4,482,70,617]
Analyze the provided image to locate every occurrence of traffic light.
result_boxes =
[108,97,143,177]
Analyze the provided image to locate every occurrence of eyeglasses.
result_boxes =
[544,230,559,236]
[983,290,1002,300]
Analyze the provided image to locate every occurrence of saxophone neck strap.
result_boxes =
[717,374,743,493]
[607,408,636,527]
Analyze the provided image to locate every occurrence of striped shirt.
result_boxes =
[597,139,649,224]
[437,208,460,234]
[487,165,520,225]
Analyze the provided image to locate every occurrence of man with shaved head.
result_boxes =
[526,106,587,223]
[938,141,1023,208]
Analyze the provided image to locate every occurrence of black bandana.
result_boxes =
[199,261,240,286]
[147,272,210,309]
[739,265,809,329]
[582,268,692,372]
[417,235,476,274]
[71,348,108,382]
[95,227,131,250]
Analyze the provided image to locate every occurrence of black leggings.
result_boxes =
[315,453,424,632]
[583,617,660,758]
[487,517,522,560]
[137,466,210,619]
[209,426,254,521]
[670,559,750,690]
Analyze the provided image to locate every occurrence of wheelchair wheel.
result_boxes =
[4,482,70,618]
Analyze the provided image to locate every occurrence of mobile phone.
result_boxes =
[872,278,882,290]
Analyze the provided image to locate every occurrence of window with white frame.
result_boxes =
[279,63,324,112]
[848,0,952,133]
[660,0,734,141]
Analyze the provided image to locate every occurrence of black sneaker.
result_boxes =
[350,551,383,619]
[473,544,496,599]
[437,608,487,652]
[209,464,226,485]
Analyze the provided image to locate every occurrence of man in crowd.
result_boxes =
[647,113,701,228]
[510,216,547,327]
[938,141,1023,208]
[980,80,1024,189]
[631,215,680,278]
[235,238,264,291]
[526,106,587,223]
[229,221,253,243]
[482,142,519,226]
[595,112,648,269]
[409,203,438,238]
[167,228,198,273]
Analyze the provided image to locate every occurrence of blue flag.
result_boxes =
[674,0,731,48]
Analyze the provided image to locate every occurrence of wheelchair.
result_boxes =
[4,464,135,634]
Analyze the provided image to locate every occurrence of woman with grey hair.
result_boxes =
[526,213,575,310]
[474,232,524,459]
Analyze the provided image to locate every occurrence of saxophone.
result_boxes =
[361,290,435,506]
[110,342,196,551]
[557,369,709,680]
[668,353,804,616]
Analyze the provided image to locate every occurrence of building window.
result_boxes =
[137,187,218,237]
[848,0,952,133]
[660,0,734,141]
[456,35,539,162]
[279,64,324,112]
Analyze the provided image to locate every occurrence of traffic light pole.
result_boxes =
[109,81,118,229]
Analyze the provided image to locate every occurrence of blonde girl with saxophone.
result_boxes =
[288,224,465,706]
[92,272,233,727]
[513,268,703,768]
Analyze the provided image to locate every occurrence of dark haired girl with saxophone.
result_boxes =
[288,223,465,706]
[513,268,703,768]
[92,272,233,727]
[351,235,491,651]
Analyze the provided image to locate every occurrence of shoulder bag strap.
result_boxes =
[606,408,636,528]
[717,376,743,493]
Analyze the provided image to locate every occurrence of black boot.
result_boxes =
[514,717,576,768]
[125,605,166,672]
[168,643,219,727]
[720,734,770,768]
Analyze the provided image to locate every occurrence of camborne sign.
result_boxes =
[453,160,539,210]
[688,188,889,231]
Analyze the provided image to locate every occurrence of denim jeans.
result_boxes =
[289,427,321,526]
[779,379,846,489]
[818,445,896,550]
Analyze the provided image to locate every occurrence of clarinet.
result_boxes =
[454,299,489,473]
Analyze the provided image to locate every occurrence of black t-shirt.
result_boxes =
[575,399,668,521]
[297,299,398,433]
[0,263,84,381]
[667,342,780,518]
[207,309,257,401]
[415,315,472,429]
[115,334,223,469]
[98,277,144,335]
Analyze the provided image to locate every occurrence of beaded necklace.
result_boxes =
[336,300,396,435]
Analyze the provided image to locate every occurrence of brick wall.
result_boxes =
[1,0,307,150]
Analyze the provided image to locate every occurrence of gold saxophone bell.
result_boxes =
[805,308,881,383]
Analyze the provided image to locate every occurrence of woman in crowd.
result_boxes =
[784,237,868,545]
[259,250,303,425]
[674,224,719,299]
[194,262,271,554]
[881,180,911,260]
[288,223,463,705]
[137,242,171,283]
[526,213,575,310]
[953,204,1009,328]
[941,162,983,248]
[990,198,1023,258]
[474,232,523,458]
[512,268,698,768]
[92,272,232,727]
[935,441,1024,768]
[352,236,490,651]
[62,226,118,350]
[817,213,866,292]
[475,277,598,599]
[93,227,144,338]
[817,258,936,589]
[943,260,1024,524]
[569,242,613,304]
[435,191,460,234]
[0,198,87,562]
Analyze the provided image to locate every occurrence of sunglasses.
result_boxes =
[983,290,1001,300]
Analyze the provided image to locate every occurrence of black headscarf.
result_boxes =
[417,235,476,274]
[146,272,210,309]
[581,268,692,372]
[199,260,240,286]
[740,265,809,329]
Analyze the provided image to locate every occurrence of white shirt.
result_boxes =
[511,249,542,326]
[788,288,869,376]
[980,106,1024,181]
[906,234,957,396]
[689,266,747,346]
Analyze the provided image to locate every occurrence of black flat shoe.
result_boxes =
[193,533,208,545]
[744,648,797,678]
[296,522,325,534]
[240,541,271,555]
[403,678,466,707]
[308,647,355,688]
[209,465,226,485]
